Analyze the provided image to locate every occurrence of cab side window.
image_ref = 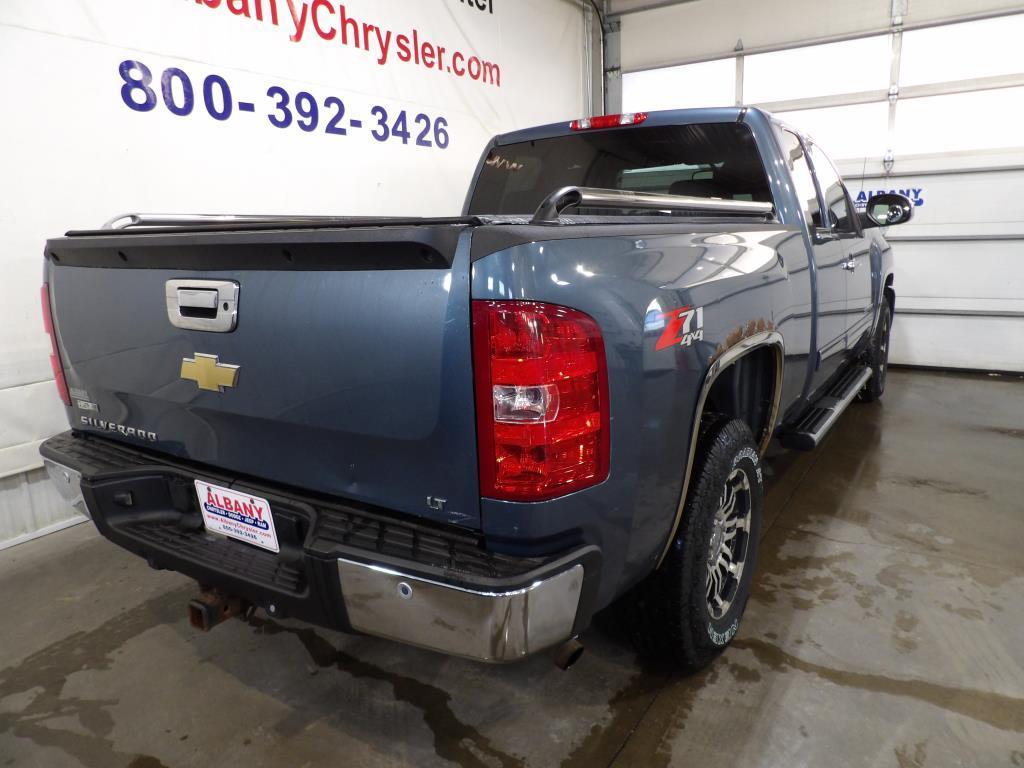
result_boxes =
[778,130,823,229]
[808,144,855,233]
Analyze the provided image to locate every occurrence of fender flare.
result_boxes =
[655,330,785,567]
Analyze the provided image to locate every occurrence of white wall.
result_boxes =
[0,0,592,545]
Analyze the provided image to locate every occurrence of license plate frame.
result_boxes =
[194,479,280,553]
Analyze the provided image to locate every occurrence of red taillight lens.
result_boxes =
[41,284,70,406]
[570,112,648,131]
[472,300,610,501]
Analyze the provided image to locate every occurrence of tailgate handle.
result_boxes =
[166,279,239,332]
[177,288,218,312]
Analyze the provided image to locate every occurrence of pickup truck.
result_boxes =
[40,107,911,670]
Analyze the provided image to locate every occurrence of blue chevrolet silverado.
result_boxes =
[40,107,911,669]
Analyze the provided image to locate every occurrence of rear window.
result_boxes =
[467,122,771,216]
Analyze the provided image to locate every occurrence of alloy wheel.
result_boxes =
[705,467,753,620]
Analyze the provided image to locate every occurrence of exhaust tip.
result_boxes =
[554,636,584,671]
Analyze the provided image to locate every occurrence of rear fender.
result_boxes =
[655,332,784,566]
[470,227,792,608]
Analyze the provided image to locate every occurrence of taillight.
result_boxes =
[472,300,609,501]
[41,284,70,406]
[570,112,648,131]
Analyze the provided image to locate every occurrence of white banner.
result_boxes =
[0,0,590,477]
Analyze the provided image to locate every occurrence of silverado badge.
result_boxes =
[180,353,239,392]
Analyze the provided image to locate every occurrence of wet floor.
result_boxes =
[1,369,1022,767]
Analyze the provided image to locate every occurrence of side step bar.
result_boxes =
[780,365,873,451]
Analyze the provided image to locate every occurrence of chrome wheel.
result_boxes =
[705,468,752,620]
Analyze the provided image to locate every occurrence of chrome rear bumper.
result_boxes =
[338,558,585,663]
[43,458,88,518]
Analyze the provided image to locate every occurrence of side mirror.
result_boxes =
[862,193,913,228]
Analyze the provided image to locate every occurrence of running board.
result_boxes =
[780,365,873,451]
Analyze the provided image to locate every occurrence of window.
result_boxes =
[619,12,1024,164]
[895,87,1024,155]
[775,101,890,160]
[622,58,736,112]
[808,143,855,232]
[467,122,772,216]
[776,129,821,229]
[900,15,1024,87]
[744,35,891,105]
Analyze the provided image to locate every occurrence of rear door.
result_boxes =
[45,224,481,528]
[807,143,873,353]
[778,129,848,392]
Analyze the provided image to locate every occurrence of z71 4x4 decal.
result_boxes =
[656,305,705,350]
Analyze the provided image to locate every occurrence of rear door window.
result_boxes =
[777,129,823,228]
[808,143,857,233]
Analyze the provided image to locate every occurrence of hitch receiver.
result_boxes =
[188,587,249,632]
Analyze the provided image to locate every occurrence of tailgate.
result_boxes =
[44,224,481,528]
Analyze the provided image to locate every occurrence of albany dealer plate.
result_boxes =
[194,480,279,553]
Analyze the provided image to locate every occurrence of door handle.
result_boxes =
[842,259,857,271]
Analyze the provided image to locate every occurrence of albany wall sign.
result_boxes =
[855,187,925,211]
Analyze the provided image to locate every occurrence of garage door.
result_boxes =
[840,151,1024,373]
[621,9,1024,372]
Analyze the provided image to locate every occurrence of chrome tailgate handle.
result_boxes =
[165,279,239,332]
[177,288,218,310]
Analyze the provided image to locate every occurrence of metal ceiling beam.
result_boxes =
[606,0,700,19]
[752,73,1024,115]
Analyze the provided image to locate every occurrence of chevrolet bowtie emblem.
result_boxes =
[180,353,239,392]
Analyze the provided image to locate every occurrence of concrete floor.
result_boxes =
[1,369,1023,768]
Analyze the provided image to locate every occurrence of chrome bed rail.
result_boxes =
[530,186,773,224]
[102,213,351,230]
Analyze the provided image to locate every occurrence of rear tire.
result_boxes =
[858,299,892,402]
[623,418,764,670]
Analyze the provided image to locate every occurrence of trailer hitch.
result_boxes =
[188,587,250,632]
